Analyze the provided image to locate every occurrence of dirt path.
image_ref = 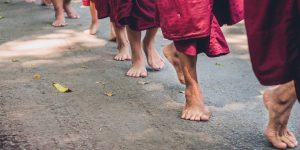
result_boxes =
[1,1,300,149]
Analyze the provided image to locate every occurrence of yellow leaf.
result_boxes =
[81,65,88,69]
[33,73,41,80]
[53,83,71,93]
[11,58,18,62]
[104,91,114,97]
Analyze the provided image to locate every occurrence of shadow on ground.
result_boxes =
[1,1,299,150]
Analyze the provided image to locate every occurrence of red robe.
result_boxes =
[82,0,90,6]
[94,0,118,23]
[156,0,243,57]
[116,0,159,31]
[245,0,300,99]
[95,0,159,30]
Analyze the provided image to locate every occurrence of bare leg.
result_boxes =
[88,1,99,35]
[178,52,210,121]
[263,81,298,149]
[126,27,147,78]
[51,0,66,27]
[41,0,52,6]
[143,28,165,70]
[63,0,80,19]
[163,43,185,84]
[112,23,131,61]
[109,23,117,41]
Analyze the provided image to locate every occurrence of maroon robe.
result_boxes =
[82,0,90,6]
[244,0,300,99]
[94,0,118,23]
[116,0,159,31]
[156,0,243,57]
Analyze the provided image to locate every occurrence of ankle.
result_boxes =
[185,84,200,97]
[55,8,64,15]
[91,20,98,25]
[117,42,129,50]
[143,39,154,47]
[273,86,297,105]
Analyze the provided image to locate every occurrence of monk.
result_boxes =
[116,0,165,77]
[156,0,243,121]
[245,0,300,149]
[94,0,131,61]
[51,0,80,27]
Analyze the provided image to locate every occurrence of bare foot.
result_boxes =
[89,22,99,35]
[263,85,298,149]
[163,44,185,84]
[52,12,67,27]
[64,4,80,19]
[182,85,210,121]
[126,61,147,78]
[114,45,131,61]
[143,40,165,71]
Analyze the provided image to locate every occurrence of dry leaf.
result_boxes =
[96,81,106,85]
[11,58,18,62]
[53,83,72,93]
[138,81,150,85]
[33,73,41,80]
[81,65,88,69]
[104,91,114,97]
[215,63,223,67]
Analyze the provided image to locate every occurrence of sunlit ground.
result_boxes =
[0,30,107,59]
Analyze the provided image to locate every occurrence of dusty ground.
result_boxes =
[1,1,300,150]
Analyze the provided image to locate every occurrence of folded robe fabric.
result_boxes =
[116,0,160,31]
[245,0,300,99]
[95,0,159,30]
[156,0,244,57]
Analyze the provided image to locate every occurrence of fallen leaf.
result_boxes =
[96,81,106,85]
[215,63,223,67]
[53,83,72,93]
[81,65,88,69]
[179,91,185,94]
[33,73,41,80]
[0,16,4,20]
[31,64,36,67]
[11,58,18,62]
[104,91,114,97]
[138,80,150,85]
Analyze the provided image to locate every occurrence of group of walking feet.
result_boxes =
[23,0,300,149]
